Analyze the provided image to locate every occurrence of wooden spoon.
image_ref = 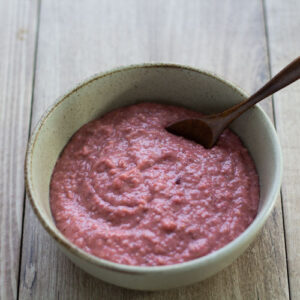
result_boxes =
[166,56,300,148]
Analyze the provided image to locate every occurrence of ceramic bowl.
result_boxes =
[25,64,282,291]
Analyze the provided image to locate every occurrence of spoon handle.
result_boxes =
[216,56,300,123]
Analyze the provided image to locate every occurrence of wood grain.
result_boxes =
[264,0,300,299]
[18,0,289,299]
[0,0,39,299]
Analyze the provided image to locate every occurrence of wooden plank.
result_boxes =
[264,0,300,298]
[0,0,39,299]
[19,0,289,299]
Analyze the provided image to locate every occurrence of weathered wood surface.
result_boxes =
[1,0,298,299]
[265,0,300,299]
[17,0,289,299]
[0,0,39,299]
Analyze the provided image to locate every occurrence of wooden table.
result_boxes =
[1,0,299,299]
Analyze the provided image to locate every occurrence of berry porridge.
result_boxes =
[50,103,259,266]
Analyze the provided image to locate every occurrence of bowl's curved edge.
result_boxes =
[24,62,283,277]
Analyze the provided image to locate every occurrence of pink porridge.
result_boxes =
[50,103,259,266]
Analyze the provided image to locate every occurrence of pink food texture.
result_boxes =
[50,103,259,266]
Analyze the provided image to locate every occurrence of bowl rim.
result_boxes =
[25,63,283,274]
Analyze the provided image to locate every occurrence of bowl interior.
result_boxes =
[27,65,281,265]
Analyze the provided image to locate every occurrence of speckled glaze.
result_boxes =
[25,64,282,290]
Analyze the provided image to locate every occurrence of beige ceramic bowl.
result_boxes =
[25,64,282,291]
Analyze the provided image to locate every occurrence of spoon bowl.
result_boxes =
[167,118,215,148]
